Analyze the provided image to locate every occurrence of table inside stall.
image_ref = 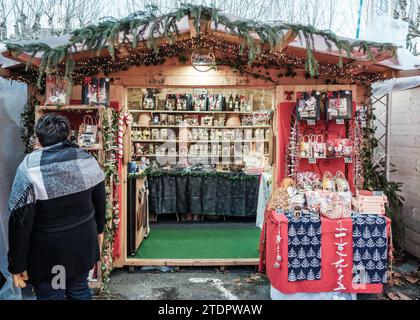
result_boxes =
[147,170,261,217]
[260,209,392,295]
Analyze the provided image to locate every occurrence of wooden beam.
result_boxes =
[123,258,259,267]
[273,29,297,53]
[344,49,396,75]
[0,68,10,77]
[188,18,212,38]
[2,51,41,67]
[384,68,420,78]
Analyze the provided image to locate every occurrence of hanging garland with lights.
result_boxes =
[5,4,396,87]
[100,107,120,292]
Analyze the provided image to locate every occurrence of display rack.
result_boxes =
[35,104,106,164]
[127,88,274,169]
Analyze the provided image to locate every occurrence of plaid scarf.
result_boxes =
[9,141,105,212]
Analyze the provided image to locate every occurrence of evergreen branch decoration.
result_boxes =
[130,168,260,182]
[20,96,38,154]
[5,4,397,88]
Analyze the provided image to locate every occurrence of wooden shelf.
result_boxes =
[39,104,106,111]
[129,109,257,114]
[134,154,255,158]
[132,139,269,143]
[131,125,270,129]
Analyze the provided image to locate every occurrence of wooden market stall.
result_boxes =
[1,5,419,289]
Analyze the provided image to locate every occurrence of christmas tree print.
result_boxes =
[297,225,306,235]
[381,249,387,260]
[307,247,316,258]
[311,236,320,245]
[362,249,371,260]
[371,272,381,283]
[297,269,306,280]
[298,247,306,259]
[307,269,315,280]
[317,247,322,259]
[376,260,385,270]
[353,226,362,237]
[316,226,322,235]
[310,257,320,268]
[372,249,381,262]
[382,272,387,283]
[287,213,321,282]
[372,227,381,238]
[353,273,361,284]
[375,237,386,247]
[382,227,387,238]
[356,238,365,248]
[288,247,297,258]
[366,260,375,270]
[301,235,310,245]
[291,258,301,268]
[292,236,300,246]
[307,225,316,237]
[316,269,321,279]
[301,258,310,268]
[375,217,385,225]
[354,249,362,262]
[288,270,297,282]
[289,224,297,237]
[363,226,371,239]
[366,238,375,248]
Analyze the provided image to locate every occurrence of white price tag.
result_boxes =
[307,119,316,125]
[336,119,345,125]
[344,157,353,163]
[308,157,317,164]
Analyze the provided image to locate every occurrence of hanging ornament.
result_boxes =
[284,90,294,101]
[117,112,133,159]
[274,223,282,269]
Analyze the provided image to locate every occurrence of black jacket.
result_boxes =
[8,181,106,285]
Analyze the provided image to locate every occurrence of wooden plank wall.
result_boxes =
[390,89,420,258]
[67,59,366,267]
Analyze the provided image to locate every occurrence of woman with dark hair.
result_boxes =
[8,113,105,300]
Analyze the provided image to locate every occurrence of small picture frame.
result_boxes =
[326,90,353,120]
[46,76,70,105]
[296,91,321,121]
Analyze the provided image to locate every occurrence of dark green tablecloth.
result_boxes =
[147,171,260,216]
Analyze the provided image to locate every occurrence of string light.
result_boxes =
[3,35,387,87]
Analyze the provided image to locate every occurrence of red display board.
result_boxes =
[259,209,391,294]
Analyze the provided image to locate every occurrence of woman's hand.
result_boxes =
[98,233,104,252]
[12,272,28,289]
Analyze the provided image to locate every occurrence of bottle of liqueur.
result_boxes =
[234,94,240,111]
[228,94,234,111]
[221,94,226,111]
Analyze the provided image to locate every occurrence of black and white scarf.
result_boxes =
[9,141,105,212]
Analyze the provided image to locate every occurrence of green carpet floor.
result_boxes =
[130,227,261,259]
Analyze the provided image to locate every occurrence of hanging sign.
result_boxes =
[191,51,217,72]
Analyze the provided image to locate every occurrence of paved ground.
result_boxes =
[106,267,270,300]
[21,252,419,300]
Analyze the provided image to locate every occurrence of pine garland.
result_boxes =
[100,107,120,292]
[5,4,396,88]
[131,168,260,182]
[20,95,39,154]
